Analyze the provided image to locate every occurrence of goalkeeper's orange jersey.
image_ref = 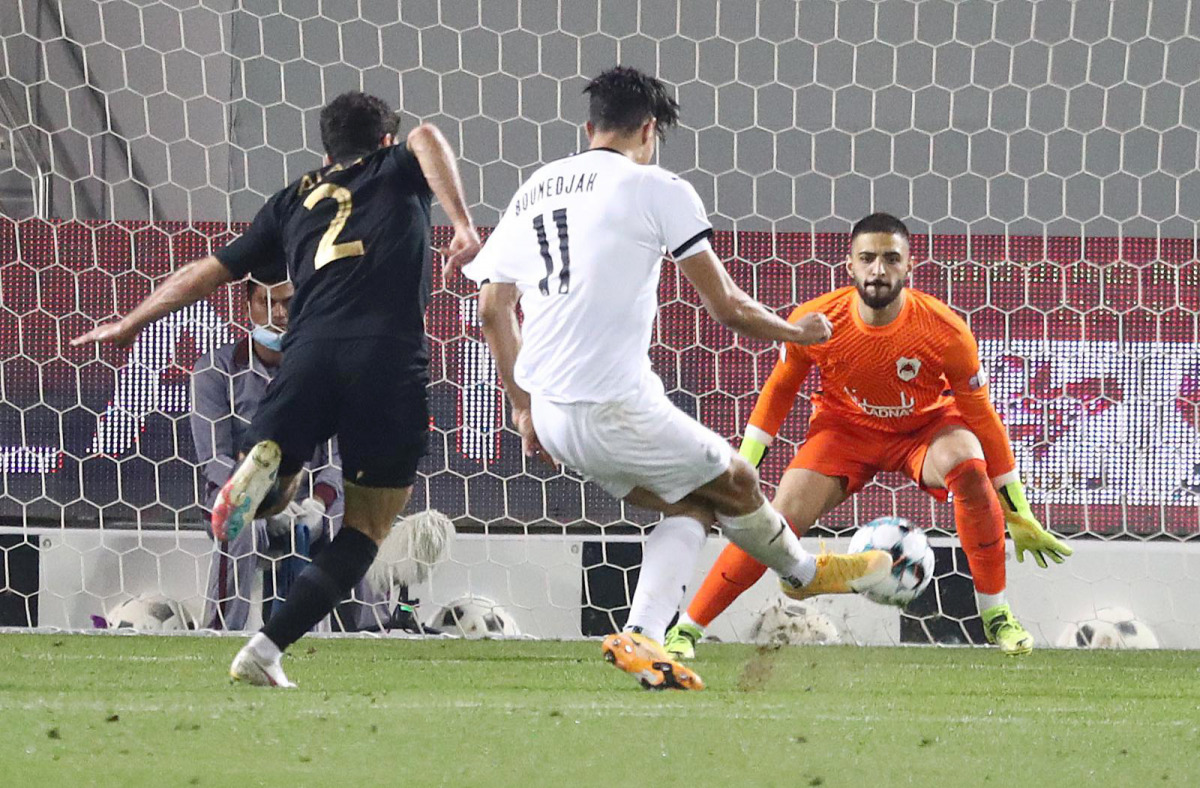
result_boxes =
[748,286,1016,479]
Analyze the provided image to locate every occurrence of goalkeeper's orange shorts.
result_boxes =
[787,408,970,501]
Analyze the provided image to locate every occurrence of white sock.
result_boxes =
[677,612,704,634]
[248,631,282,662]
[976,591,1007,612]
[716,501,817,586]
[624,516,707,644]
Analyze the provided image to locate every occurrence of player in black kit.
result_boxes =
[73,92,480,686]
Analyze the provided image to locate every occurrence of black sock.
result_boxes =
[260,527,378,652]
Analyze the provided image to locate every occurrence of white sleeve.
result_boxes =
[461,213,519,285]
[642,170,714,259]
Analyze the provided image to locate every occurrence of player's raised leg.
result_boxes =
[921,427,1032,655]
[692,457,892,604]
[224,344,335,685]
[530,386,829,689]
[602,455,828,690]
[211,444,305,541]
[212,334,332,544]
[232,338,432,687]
[231,481,410,687]
[665,416,896,659]
[665,467,860,659]
[613,450,879,675]
[697,456,822,590]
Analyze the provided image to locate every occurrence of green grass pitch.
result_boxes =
[1,633,1197,787]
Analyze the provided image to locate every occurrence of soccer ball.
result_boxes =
[105,595,196,632]
[848,516,936,606]
[749,598,840,646]
[433,596,521,639]
[1056,607,1159,649]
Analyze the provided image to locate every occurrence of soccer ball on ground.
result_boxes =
[848,516,936,606]
[105,595,196,631]
[1055,607,1159,649]
[433,596,521,639]
[749,598,841,646]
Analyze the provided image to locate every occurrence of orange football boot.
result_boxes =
[601,631,705,691]
[782,549,893,600]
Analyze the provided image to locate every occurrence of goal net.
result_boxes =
[1,0,1198,648]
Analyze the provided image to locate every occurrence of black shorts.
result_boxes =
[246,338,428,488]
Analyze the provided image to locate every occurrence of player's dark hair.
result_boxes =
[583,66,680,141]
[851,212,911,243]
[319,91,400,162]
[244,280,261,302]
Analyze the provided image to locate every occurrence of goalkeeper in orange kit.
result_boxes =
[665,212,1072,658]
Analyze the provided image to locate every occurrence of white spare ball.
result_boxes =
[433,595,520,639]
[1056,606,1159,649]
[105,595,196,632]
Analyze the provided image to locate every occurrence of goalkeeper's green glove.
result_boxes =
[995,478,1073,568]
[739,434,768,469]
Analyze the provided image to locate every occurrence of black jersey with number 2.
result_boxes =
[215,144,432,371]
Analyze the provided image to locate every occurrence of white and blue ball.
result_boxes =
[848,516,935,606]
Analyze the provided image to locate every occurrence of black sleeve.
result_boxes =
[393,144,431,195]
[214,196,287,280]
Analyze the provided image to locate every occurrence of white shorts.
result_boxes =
[531,386,733,504]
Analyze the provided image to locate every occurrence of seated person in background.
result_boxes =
[190,279,340,630]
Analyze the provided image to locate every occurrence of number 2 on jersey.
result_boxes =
[533,208,570,295]
[303,183,365,270]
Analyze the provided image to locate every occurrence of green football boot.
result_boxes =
[982,603,1034,656]
[662,621,703,660]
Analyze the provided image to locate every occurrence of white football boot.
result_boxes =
[229,643,297,689]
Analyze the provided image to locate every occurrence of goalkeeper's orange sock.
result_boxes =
[944,458,1007,602]
[684,542,769,629]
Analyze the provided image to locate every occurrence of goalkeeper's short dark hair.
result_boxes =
[583,66,680,141]
[319,91,400,163]
[851,212,911,243]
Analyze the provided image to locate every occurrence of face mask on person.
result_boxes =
[251,326,285,352]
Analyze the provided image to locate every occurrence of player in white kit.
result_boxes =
[460,67,892,689]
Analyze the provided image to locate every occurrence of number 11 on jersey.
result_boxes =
[533,208,571,295]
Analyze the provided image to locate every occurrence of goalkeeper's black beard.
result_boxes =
[856,280,904,310]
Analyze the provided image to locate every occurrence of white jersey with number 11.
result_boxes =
[463,148,714,404]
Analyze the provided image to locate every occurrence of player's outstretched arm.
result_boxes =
[739,341,813,467]
[676,248,832,347]
[71,255,233,348]
[477,282,555,467]
[406,124,480,274]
